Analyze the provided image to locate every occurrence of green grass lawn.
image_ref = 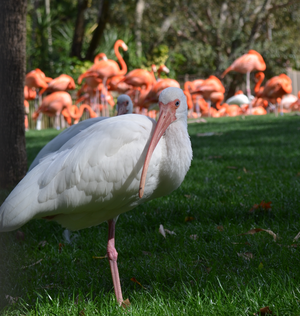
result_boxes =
[1,114,300,315]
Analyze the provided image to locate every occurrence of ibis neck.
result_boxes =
[152,118,192,197]
[164,118,191,167]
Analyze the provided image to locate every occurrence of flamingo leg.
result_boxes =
[246,71,253,115]
[39,93,42,107]
[134,90,138,104]
[101,91,106,117]
[34,93,39,110]
[246,71,251,99]
[36,113,43,130]
[102,78,108,117]
[61,114,66,129]
[207,100,211,117]
[107,219,123,305]
[95,89,100,117]
[55,113,60,130]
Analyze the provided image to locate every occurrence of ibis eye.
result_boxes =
[175,101,180,106]
[126,101,128,105]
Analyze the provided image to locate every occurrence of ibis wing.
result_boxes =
[29,117,107,171]
[0,115,155,232]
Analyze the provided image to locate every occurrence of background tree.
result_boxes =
[85,0,111,61]
[25,0,300,95]
[70,0,89,59]
[0,0,27,188]
[135,0,145,59]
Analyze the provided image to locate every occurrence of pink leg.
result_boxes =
[107,219,123,305]
[246,72,253,115]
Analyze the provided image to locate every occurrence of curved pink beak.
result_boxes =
[139,99,179,198]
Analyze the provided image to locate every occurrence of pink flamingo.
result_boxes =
[256,74,292,116]
[221,50,266,100]
[39,74,76,95]
[32,91,97,129]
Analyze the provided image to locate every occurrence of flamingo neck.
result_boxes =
[114,41,127,75]
[94,54,101,64]
[157,66,167,79]
[183,90,193,110]
[184,81,194,92]
[137,86,153,106]
[198,98,208,111]
[254,73,265,95]
[150,66,157,84]
[216,100,223,110]
[157,69,162,79]
[64,103,81,120]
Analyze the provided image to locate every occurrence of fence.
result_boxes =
[26,91,119,130]
[27,100,92,130]
[287,68,300,95]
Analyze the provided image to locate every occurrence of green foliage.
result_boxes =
[148,44,169,67]
[25,0,300,83]
[54,57,93,82]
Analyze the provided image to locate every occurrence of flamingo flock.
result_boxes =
[23,41,298,131]
[183,50,296,118]
[24,40,182,130]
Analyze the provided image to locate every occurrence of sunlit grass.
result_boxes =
[1,115,300,315]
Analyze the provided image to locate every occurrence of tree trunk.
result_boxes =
[29,0,40,69]
[85,0,110,61]
[0,0,28,189]
[135,0,145,59]
[70,0,89,59]
[45,0,53,69]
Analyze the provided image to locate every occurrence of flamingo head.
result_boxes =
[151,64,157,72]
[116,94,133,115]
[116,39,128,51]
[160,65,170,74]
[139,87,187,198]
[99,53,108,61]
[122,43,128,51]
[255,72,265,81]
[35,68,45,77]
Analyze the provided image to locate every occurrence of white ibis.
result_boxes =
[29,95,133,171]
[225,94,250,106]
[28,95,134,244]
[0,87,192,305]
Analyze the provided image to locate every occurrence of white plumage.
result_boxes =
[0,87,192,304]
[29,117,107,171]
[225,94,250,106]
